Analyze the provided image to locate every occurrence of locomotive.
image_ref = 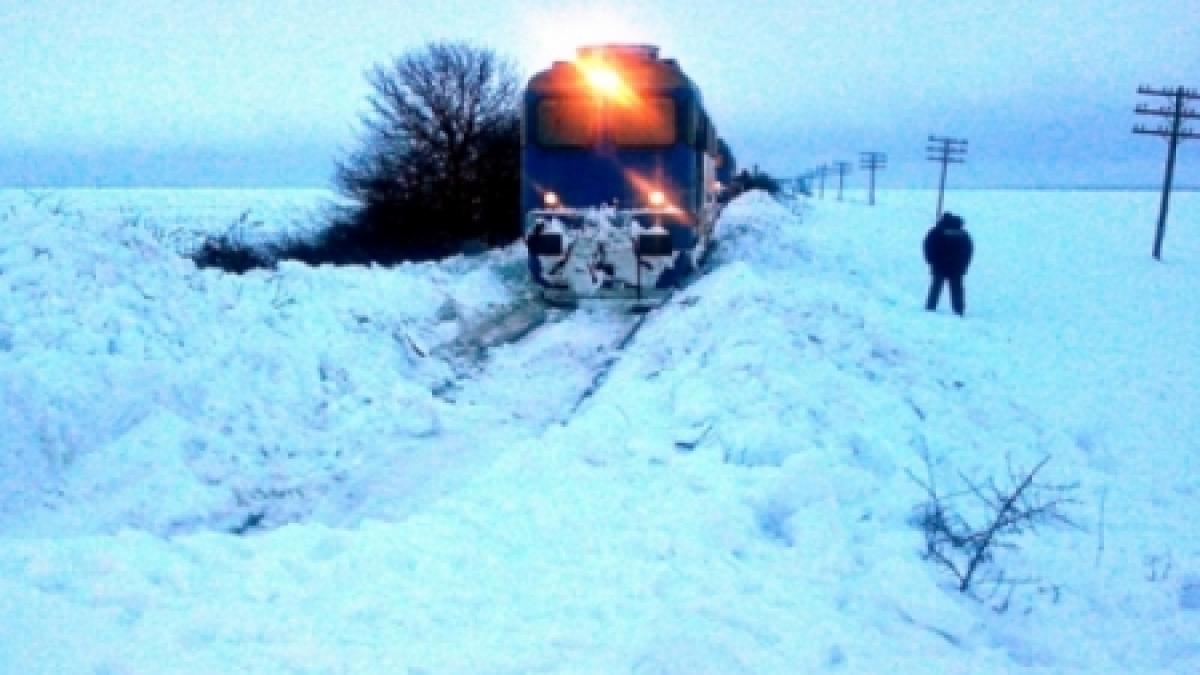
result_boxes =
[521,44,733,302]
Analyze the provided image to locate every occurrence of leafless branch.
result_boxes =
[909,453,1078,598]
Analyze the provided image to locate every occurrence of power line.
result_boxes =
[1133,85,1199,260]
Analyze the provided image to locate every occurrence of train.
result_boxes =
[521,44,734,303]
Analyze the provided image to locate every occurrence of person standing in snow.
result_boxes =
[923,212,973,316]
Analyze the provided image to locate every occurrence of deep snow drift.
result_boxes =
[0,187,1197,673]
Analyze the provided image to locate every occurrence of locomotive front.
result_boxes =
[521,44,723,302]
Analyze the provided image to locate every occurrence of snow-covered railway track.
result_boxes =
[357,297,658,523]
[431,296,654,423]
[433,230,714,392]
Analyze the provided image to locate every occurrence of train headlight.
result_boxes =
[648,190,666,207]
[585,65,622,96]
[577,58,634,105]
[543,191,560,208]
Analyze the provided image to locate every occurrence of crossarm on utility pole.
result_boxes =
[1134,85,1199,260]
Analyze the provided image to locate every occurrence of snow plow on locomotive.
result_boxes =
[521,44,734,303]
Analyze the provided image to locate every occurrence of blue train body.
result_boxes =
[520,45,731,300]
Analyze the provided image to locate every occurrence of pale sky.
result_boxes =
[2,0,1198,187]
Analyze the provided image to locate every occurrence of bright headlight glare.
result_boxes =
[586,66,621,95]
[648,190,666,207]
[543,191,560,207]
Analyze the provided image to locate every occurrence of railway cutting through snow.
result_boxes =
[348,296,658,526]
[363,245,736,528]
[0,189,728,539]
[0,195,674,538]
[430,296,648,425]
[432,233,740,421]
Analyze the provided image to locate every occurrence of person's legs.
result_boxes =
[948,275,965,315]
[925,275,945,311]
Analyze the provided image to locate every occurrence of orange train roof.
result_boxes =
[526,44,697,95]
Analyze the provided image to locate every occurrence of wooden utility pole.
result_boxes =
[1133,85,1199,260]
[832,161,851,201]
[859,152,887,206]
[926,136,967,220]
[800,171,815,196]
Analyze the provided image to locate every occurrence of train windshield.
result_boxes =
[609,97,675,146]
[536,96,676,148]
[537,98,596,147]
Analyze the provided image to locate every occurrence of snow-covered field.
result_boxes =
[1,187,1197,673]
[0,188,336,253]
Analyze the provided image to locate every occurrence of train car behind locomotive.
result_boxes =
[521,44,730,302]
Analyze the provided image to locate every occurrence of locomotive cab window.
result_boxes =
[609,97,676,147]
[537,98,596,147]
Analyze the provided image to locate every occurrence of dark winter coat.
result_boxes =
[923,213,973,277]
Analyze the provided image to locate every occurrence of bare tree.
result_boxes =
[908,453,1079,605]
[336,42,522,260]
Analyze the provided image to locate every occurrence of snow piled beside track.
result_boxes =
[0,198,535,534]
[1,189,1198,673]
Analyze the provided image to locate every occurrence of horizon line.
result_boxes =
[2,183,1198,192]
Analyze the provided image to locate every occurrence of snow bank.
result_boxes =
[1,188,1198,673]
[710,188,813,269]
[0,199,527,534]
